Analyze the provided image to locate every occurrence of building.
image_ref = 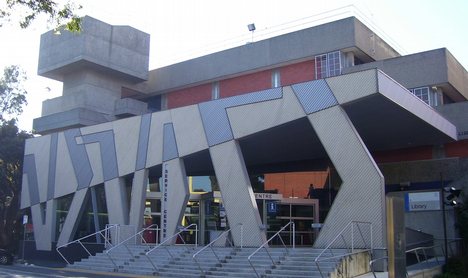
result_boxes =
[22,15,467,259]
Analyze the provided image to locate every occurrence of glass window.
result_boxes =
[272,69,281,88]
[315,51,342,79]
[410,87,431,105]
[212,82,220,100]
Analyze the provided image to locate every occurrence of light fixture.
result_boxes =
[247,23,256,32]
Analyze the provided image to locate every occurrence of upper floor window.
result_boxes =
[272,69,281,88]
[409,86,442,107]
[315,51,342,79]
[212,82,220,100]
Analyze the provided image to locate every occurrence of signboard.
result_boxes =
[254,193,282,200]
[161,163,169,239]
[267,201,277,214]
[22,215,28,225]
[405,191,440,211]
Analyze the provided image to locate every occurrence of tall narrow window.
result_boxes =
[315,51,342,79]
[272,69,281,88]
[161,94,168,110]
[212,82,220,100]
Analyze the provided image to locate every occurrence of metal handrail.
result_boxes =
[145,224,198,272]
[248,221,295,278]
[314,221,372,278]
[56,224,120,265]
[192,223,243,275]
[105,224,159,271]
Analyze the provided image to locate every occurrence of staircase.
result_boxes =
[67,245,350,277]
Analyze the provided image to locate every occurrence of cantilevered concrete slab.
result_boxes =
[22,69,457,250]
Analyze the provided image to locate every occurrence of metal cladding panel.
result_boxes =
[23,135,51,203]
[228,86,306,139]
[291,79,338,114]
[81,130,119,182]
[199,88,283,146]
[31,200,56,250]
[136,113,152,171]
[111,116,142,177]
[23,155,40,206]
[377,70,457,140]
[163,123,179,162]
[327,69,378,105]
[171,105,209,157]
[146,111,171,168]
[104,178,129,224]
[54,133,79,199]
[309,106,386,249]
[56,188,88,247]
[47,133,58,200]
[129,169,148,228]
[209,141,266,246]
[64,129,93,190]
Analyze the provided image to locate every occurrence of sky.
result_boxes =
[1,0,467,131]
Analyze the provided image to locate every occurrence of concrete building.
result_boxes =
[22,15,467,263]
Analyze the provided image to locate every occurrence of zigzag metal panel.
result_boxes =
[292,79,338,114]
[199,88,283,146]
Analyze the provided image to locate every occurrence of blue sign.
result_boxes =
[267,201,277,214]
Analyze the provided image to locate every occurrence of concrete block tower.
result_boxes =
[33,16,150,134]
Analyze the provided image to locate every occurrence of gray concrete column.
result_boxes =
[309,106,386,249]
[129,169,148,230]
[209,140,266,247]
[31,200,56,251]
[104,177,129,225]
[160,159,189,243]
[57,188,88,247]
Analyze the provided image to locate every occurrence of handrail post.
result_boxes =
[292,221,295,249]
[351,222,354,253]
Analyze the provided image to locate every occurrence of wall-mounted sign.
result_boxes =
[405,191,440,211]
[161,163,169,239]
[254,193,282,200]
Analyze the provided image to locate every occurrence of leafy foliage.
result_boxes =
[0,65,32,251]
[1,0,82,32]
[0,120,32,250]
[0,65,27,123]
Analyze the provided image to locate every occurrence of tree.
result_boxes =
[0,65,27,123]
[0,120,32,250]
[1,0,82,32]
[0,65,32,251]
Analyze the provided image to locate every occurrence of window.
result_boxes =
[315,51,342,79]
[271,69,281,88]
[212,82,220,100]
[409,87,441,106]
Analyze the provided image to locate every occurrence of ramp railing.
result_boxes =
[105,224,159,271]
[145,224,198,272]
[192,223,243,275]
[56,224,120,265]
[248,221,295,277]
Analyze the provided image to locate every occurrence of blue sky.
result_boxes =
[1,0,467,131]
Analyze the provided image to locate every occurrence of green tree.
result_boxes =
[0,120,32,250]
[0,65,27,123]
[1,0,82,32]
[0,65,32,251]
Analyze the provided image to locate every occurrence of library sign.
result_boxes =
[405,191,440,212]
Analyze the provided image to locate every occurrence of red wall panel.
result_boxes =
[281,60,316,86]
[372,146,433,163]
[445,140,468,158]
[220,70,271,98]
[167,84,211,109]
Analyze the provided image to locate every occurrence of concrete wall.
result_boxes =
[142,17,399,94]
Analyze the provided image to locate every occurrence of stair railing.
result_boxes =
[192,223,243,275]
[145,223,198,272]
[314,221,372,278]
[105,224,159,271]
[248,221,295,278]
[56,224,120,265]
